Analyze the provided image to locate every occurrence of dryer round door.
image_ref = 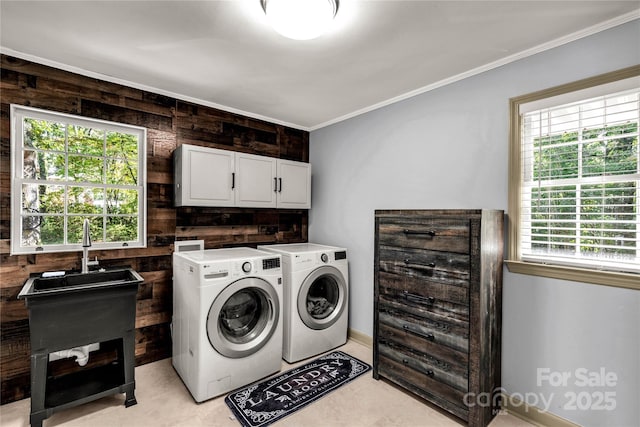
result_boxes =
[207,277,280,358]
[297,265,347,330]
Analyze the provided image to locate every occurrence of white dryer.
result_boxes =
[172,245,283,402]
[258,243,348,363]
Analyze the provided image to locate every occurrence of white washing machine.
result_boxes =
[172,244,283,402]
[258,243,348,363]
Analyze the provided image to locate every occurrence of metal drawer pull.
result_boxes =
[403,259,436,269]
[403,229,436,237]
[274,177,278,192]
[426,370,434,378]
[402,324,435,341]
[403,290,436,305]
[402,359,409,365]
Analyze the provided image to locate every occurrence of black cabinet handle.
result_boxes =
[410,331,435,341]
[403,229,436,237]
[278,177,282,193]
[402,323,435,341]
[231,172,235,189]
[402,290,436,305]
[403,259,436,270]
[274,177,278,192]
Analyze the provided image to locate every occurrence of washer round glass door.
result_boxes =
[297,265,347,330]
[207,277,279,358]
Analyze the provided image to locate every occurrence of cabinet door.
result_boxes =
[235,153,277,208]
[277,160,311,209]
[174,145,235,207]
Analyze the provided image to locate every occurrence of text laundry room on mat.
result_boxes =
[225,351,371,427]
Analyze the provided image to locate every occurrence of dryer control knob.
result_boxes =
[242,261,252,273]
[321,253,329,263]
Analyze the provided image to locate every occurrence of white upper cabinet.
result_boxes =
[235,152,278,208]
[276,159,311,209]
[174,144,311,209]
[174,144,235,207]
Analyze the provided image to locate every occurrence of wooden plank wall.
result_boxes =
[0,54,309,404]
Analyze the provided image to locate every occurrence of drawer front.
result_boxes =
[378,270,469,310]
[377,326,469,391]
[377,322,469,372]
[378,354,469,419]
[378,295,469,343]
[378,217,470,254]
[378,309,468,353]
[379,246,470,289]
[378,294,468,338]
[378,340,468,391]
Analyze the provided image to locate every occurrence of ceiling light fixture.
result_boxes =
[261,0,339,41]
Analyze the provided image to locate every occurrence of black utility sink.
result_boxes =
[19,268,143,298]
[18,267,143,427]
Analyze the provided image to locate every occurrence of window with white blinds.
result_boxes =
[519,86,639,274]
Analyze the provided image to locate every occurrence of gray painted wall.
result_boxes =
[309,20,640,427]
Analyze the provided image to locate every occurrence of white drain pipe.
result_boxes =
[49,343,100,366]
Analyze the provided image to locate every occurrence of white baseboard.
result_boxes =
[502,394,580,427]
[348,328,372,348]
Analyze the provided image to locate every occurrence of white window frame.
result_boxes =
[506,66,640,291]
[10,105,147,255]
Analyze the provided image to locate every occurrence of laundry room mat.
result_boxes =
[225,351,371,427]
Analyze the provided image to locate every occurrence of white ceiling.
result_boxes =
[1,1,638,131]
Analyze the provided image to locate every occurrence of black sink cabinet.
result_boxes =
[18,268,143,427]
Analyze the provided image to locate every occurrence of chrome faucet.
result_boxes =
[81,219,99,273]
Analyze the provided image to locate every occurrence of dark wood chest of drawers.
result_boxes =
[373,209,504,427]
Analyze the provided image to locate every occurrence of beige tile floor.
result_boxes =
[0,340,532,427]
